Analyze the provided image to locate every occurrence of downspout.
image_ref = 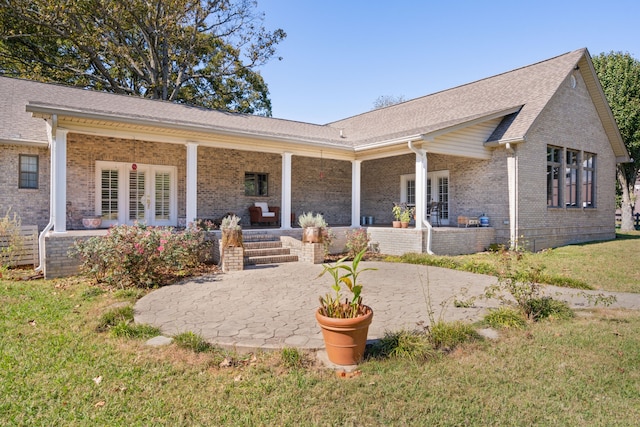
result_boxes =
[408,141,434,255]
[35,115,57,273]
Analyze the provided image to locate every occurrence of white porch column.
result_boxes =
[281,152,292,229]
[507,147,519,249]
[414,149,428,230]
[185,143,198,225]
[52,128,68,233]
[351,160,362,227]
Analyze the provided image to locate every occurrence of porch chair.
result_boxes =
[248,202,280,226]
[427,201,441,226]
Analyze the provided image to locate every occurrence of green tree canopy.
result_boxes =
[592,51,640,230]
[0,0,286,116]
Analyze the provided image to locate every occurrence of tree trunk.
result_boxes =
[618,169,636,231]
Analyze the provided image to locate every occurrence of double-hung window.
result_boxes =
[244,172,268,197]
[19,154,38,189]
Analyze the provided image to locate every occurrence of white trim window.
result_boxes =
[546,146,596,208]
[96,161,177,227]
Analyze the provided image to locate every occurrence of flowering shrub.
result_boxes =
[0,208,24,272]
[72,223,209,288]
[345,228,371,258]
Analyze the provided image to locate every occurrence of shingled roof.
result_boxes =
[0,48,629,160]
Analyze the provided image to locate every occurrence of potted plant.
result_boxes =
[219,214,243,271]
[391,203,402,228]
[298,212,327,243]
[315,248,376,365]
[400,205,414,228]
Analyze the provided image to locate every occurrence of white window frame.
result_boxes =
[95,161,177,227]
[401,170,450,225]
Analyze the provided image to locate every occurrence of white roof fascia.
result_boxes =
[353,134,424,152]
[1,138,48,147]
[26,104,356,159]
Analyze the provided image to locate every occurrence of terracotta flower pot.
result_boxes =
[392,220,402,228]
[303,226,323,243]
[400,222,409,228]
[315,306,373,365]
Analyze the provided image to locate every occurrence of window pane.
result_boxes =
[245,172,268,196]
[582,153,596,208]
[19,155,38,189]
[101,169,119,220]
[406,179,415,205]
[565,150,579,207]
[155,172,171,220]
[129,171,145,221]
[547,146,562,207]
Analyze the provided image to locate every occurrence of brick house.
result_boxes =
[0,48,630,277]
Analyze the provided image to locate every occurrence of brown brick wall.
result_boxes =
[66,134,186,230]
[514,71,617,249]
[0,144,50,230]
[291,156,352,226]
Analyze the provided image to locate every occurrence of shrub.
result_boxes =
[523,297,574,321]
[0,208,25,271]
[345,228,370,258]
[72,223,209,288]
[429,321,480,350]
[484,306,527,329]
[173,331,213,353]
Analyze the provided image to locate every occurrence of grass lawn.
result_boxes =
[395,231,640,293]
[2,258,640,424]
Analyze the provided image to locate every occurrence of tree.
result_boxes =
[372,94,406,109]
[592,52,640,231]
[0,0,286,116]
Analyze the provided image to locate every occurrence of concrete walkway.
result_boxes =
[134,261,640,352]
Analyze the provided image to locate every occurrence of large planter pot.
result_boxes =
[315,306,373,365]
[302,226,323,243]
[82,216,102,229]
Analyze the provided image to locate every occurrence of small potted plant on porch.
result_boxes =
[391,203,402,228]
[298,212,327,243]
[219,214,243,271]
[315,248,376,365]
[400,205,414,228]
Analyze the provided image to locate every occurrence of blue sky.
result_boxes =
[257,0,640,124]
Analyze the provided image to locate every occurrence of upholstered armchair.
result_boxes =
[248,202,280,226]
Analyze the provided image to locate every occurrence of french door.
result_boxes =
[96,161,177,227]
[401,170,449,225]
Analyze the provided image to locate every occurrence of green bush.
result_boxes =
[429,321,480,350]
[173,331,213,353]
[524,297,574,321]
[72,223,209,288]
[484,306,527,329]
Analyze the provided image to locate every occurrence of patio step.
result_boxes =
[242,233,299,266]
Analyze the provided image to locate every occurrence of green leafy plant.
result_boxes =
[392,203,403,221]
[345,228,370,258]
[400,205,414,223]
[317,248,376,318]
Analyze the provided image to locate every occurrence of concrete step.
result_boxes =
[244,254,299,265]
[244,240,283,250]
[244,247,291,257]
[242,233,280,243]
